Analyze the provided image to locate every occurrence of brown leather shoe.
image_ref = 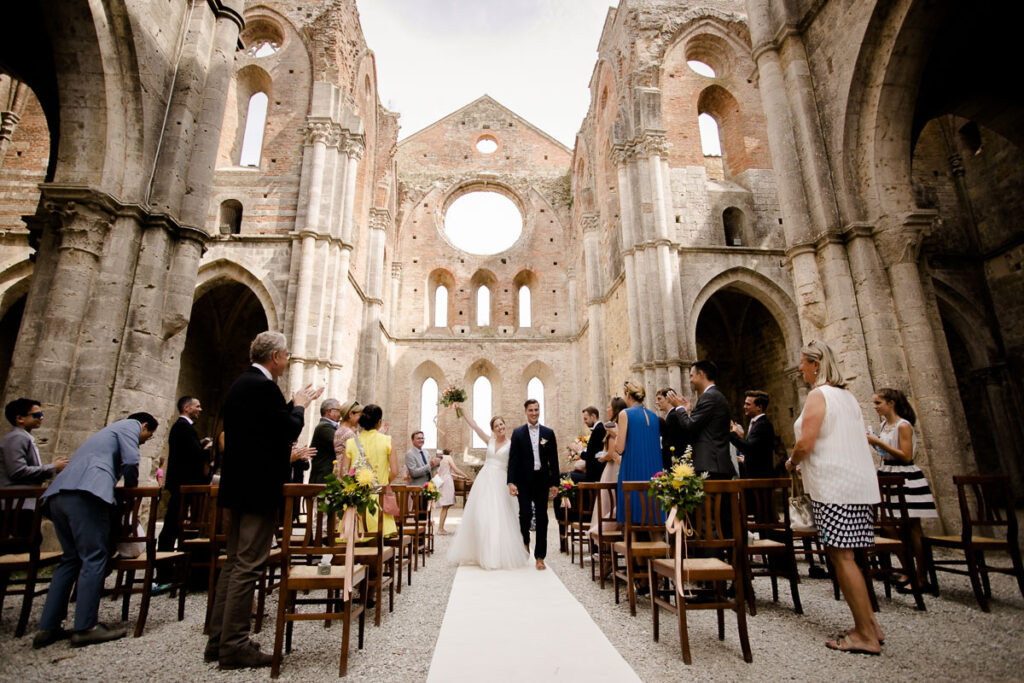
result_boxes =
[207,638,261,663]
[32,627,70,649]
[536,558,546,570]
[70,623,127,647]
[218,643,273,670]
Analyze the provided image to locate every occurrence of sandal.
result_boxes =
[826,634,881,656]
[839,629,884,646]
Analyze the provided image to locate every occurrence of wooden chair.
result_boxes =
[271,484,367,678]
[0,487,60,637]
[347,496,397,627]
[612,481,670,616]
[580,482,621,588]
[648,480,752,664]
[454,477,472,507]
[387,485,417,592]
[568,484,596,567]
[108,487,188,637]
[869,474,926,610]
[923,474,1024,612]
[176,484,213,587]
[737,478,802,615]
[397,486,428,573]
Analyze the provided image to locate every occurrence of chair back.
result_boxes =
[177,484,213,542]
[620,481,666,537]
[689,480,743,555]
[0,487,45,555]
[573,484,597,521]
[738,478,792,535]
[113,487,162,556]
[876,474,911,527]
[954,474,1019,542]
[281,484,330,560]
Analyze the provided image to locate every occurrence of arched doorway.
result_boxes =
[176,281,269,449]
[0,293,26,391]
[694,287,795,464]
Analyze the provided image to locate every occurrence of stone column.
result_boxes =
[614,144,648,373]
[0,75,29,167]
[328,136,363,396]
[389,262,403,335]
[356,208,389,398]
[581,212,608,404]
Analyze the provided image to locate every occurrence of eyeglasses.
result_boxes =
[29,411,43,419]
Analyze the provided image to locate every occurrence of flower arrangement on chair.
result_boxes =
[649,450,708,595]
[421,480,441,503]
[556,475,577,509]
[316,463,380,594]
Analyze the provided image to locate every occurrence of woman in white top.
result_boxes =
[786,340,882,656]
[867,387,937,589]
[436,449,469,535]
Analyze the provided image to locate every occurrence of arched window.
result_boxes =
[723,207,745,246]
[698,113,722,157]
[476,286,490,327]
[527,377,545,424]
[420,378,438,449]
[472,376,492,448]
[518,286,531,327]
[219,199,243,235]
[239,92,269,167]
[434,285,448,327]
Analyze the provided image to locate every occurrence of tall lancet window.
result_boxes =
[527,377,545,424]
[420,378,438,449]
[239,92,269,167]
[434,285,448,327]
[518,286,531,327]
[476,286,490,326]
[472,376,492,448]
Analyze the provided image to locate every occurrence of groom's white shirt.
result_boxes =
[528,423,541,470]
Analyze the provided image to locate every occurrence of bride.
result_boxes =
[446,405,530,570]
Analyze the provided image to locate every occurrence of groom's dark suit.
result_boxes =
[507,422,559,560]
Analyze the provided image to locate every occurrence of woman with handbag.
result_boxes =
[345,404,398,536]
[786,340,883,656]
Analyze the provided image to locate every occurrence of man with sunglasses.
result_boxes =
[0,398,68,495]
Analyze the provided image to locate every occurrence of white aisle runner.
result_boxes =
[427,565,641,682]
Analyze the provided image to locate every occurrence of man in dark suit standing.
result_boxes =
[730,390,777,479]
[507,399,559,570]
[665,361,735,480]
[206,331,321,669]
[156,396,211,581]
[308,398,341,484]
[655,388,688,470]
[579,406,606,482]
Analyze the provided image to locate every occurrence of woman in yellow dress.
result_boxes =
[345,404,398,536]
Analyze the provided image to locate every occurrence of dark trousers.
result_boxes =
[155,490,182,582]
[38,491,111,632]
[517,472,551,560]
[207,508,276,653]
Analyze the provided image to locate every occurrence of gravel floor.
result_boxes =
[3,510,1024,682]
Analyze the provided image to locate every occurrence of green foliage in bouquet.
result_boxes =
[317,465,380,517]
[439,385,467,407]
[649,459,707,520]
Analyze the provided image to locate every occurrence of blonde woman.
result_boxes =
[614,380,662,524]
[786,340,882,655]
[332,400,362,474]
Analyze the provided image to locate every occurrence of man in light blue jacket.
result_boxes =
[32,413,158,649]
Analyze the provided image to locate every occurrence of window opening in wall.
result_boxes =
[476,136,498,154]
[476,286,490,326]
[698,113,722,157]
[472,376,492,448]
[518,286,531,327]
[434,285,448,327]
[723,207,745,246]
[247,41,280,58]
[444,191,523,255]
[420,378,438,448]
[527,377,545,424]
[687,60,716,78]
[240,92,269,167]
[219,200,243,235]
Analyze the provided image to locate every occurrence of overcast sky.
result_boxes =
[356,1,615,148]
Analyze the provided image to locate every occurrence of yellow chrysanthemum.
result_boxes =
[672,462,694,480]
[343,483,356,494]
[671,479,684,490]
[355,468,375,486]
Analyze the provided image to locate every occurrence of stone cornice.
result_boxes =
[206,0,244,30]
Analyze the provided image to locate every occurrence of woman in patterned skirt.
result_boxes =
[868,387,937,588]
[787,340,882,655]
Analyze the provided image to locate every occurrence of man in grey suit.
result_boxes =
[405,430,439,486]
[666,360,735,480]
[32,413,158,649]
[0,398,68,500]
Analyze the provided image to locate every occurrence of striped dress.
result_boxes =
[876,418,938,518]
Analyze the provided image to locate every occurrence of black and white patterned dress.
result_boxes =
[875,418,938,518]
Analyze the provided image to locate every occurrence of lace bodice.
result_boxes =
[486,438,511,470]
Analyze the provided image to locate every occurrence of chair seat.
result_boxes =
[112,550,186,568]
[612,540,669,555]
[181,536,210,547]
[0,550,61,567]
[351,546,396,562]
[748,539,783,549]
[569,522,591,531]
[595,529,622,538]
[286,563,367,590]
[872,535,901,549]
[385,536,413,547]
[927,534,1008,549]
[652,556,735,581]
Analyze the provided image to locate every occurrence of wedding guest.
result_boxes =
[787,340,882,655]
[613,381,662,524]
[867,387,937,589]
[332,400,362,474]
[665,361,734,480]
[405,430,440,486]
[308,398,341,484]
[730,390,777,479]
[588,397,626,544]
[655,388,687,469]
[0,399,68,534]
[579,406,606,482]
[346,404,398,536]
[436,449,469,534]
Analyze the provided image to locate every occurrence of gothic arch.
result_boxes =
[194,259,280,331]
[0,260,33,317]
[688,267,801,364]
[931,278,998,370]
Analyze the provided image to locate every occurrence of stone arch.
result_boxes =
[218,199,243,235]
[688,267,801,365]
[931,278,998,370]
[0,263,32,393]
[410,360,446,446]
[427,268,455,329]
[520,360,556,422]
[470,269,497,328]
[194,259,280,331]
[464,357,502,418]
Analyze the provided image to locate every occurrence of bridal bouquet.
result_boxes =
[649,459,707,521]
[439,385,467,407]
[318,464,380,517]
[421,480,441,502]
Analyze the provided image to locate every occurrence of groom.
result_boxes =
[507,399,559,570]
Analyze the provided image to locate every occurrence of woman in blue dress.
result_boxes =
[613,380,663,524]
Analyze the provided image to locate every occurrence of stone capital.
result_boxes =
[343,134,365,161]
[611,143,634,168]
[369,207,390,231]
[873,211,937,267]
[635,132,669,159]
[0,110,22,142]
[580,212,599,233]
[304,120,341,147]
[43,200,113,258]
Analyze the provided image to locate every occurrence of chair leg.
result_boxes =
[626,553,637,616]
[254,570,267,633]
[0,571,9,615]
[977,552,992,599]
[650,562,659,642]
[743,553,757,617]
[1009,541,1024,600]
[788,550,803,615]
[121,570,134,622]
[964,549,989,612]
[135,572,152,638]
[374,566,383,626]
[716,582,725,640]
[339,596,352,677]
[735,579,753,663]
[357,583,366,649]
[677,588,692,665]
[271,586,288,678]
[15,566,37,638]
[923,540,940,596]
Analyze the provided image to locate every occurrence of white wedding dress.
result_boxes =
[447,437,530,570]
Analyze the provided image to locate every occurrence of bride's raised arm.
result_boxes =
[455,403,491,444]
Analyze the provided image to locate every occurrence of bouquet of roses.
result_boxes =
[649,458,707,521]
[439,385,467,408]
[421,480,441,502]
[317,464,380,517]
